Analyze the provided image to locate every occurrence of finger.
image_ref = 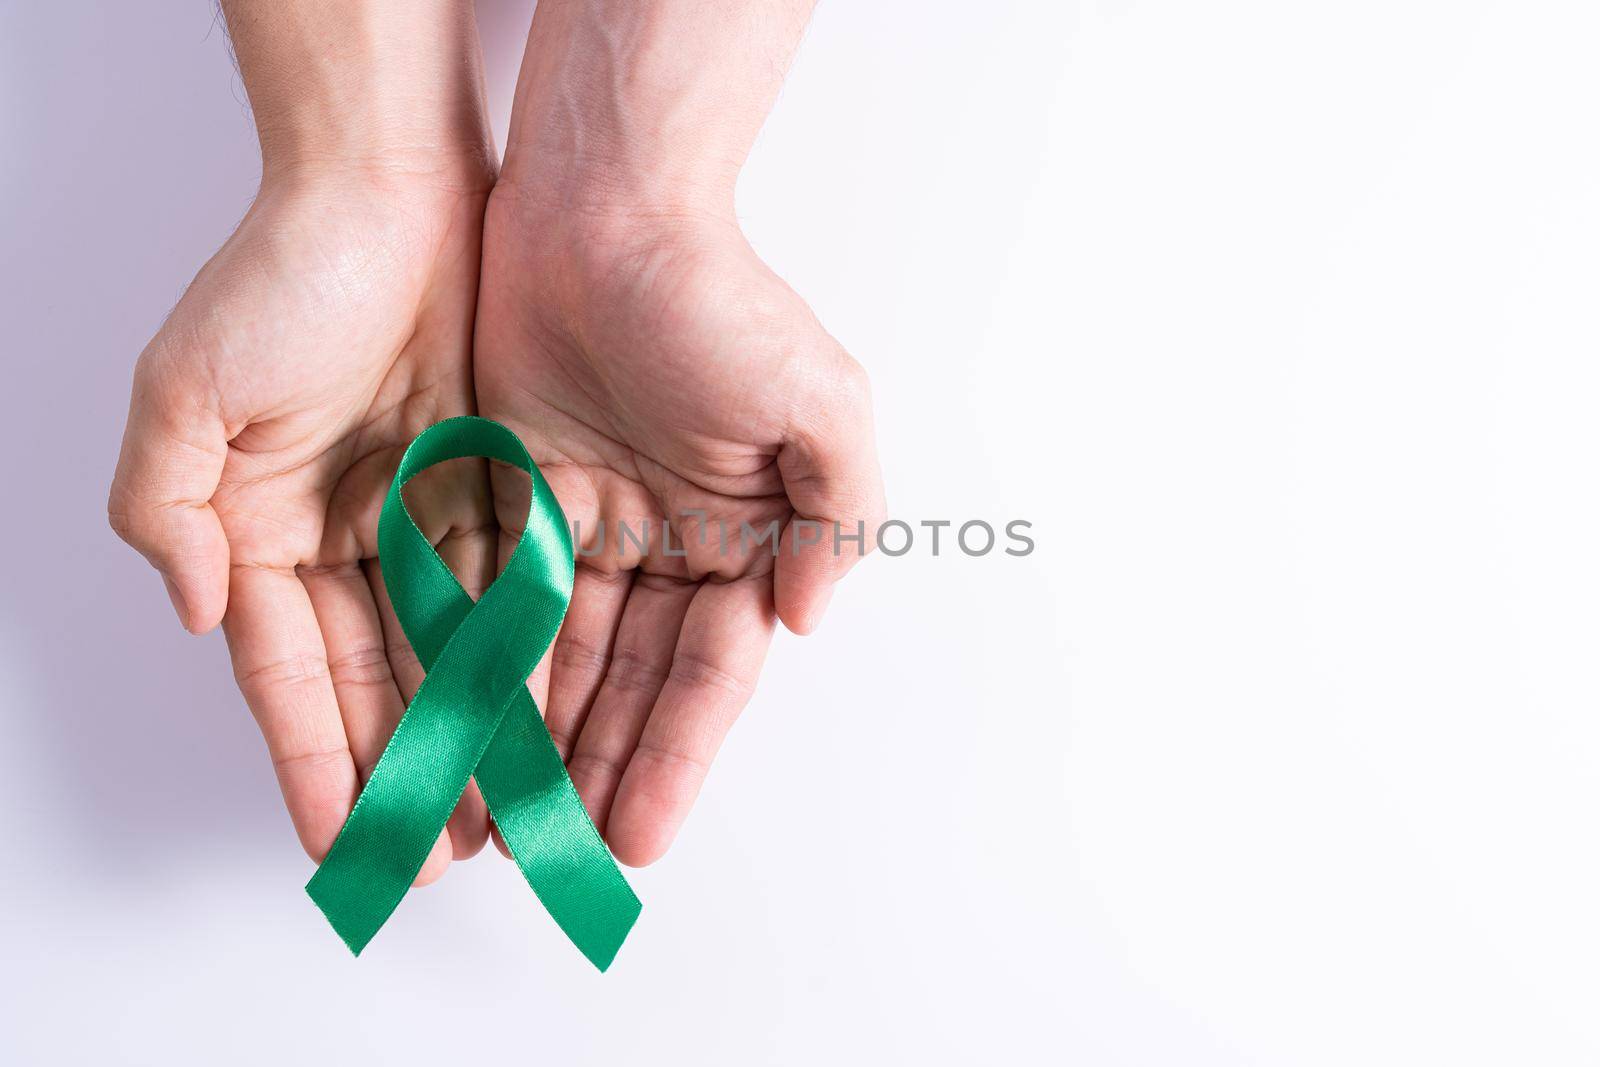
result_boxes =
[223,564,357,864]
[775,352,886,635]
[545,565,633,759]
[566,574,698,833]
[607,576,775,867]
[302,561,451,887]
[364,555,492,864]
[108,352,230,633]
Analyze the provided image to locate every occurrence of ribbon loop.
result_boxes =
[306,417,640,969]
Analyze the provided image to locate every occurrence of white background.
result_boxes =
[4,1,1600,1063]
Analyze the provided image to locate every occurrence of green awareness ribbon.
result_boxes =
[305,416,640,969]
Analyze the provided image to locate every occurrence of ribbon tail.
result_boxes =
[476,689,642,970]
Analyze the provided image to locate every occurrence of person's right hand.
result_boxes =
[108,0,503,885]
[108,161,499,884]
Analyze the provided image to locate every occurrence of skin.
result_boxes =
[477,0,885,866]
[109,0,884,882]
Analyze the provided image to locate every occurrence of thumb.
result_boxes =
[775,351,886,635]
[108,350,230,634]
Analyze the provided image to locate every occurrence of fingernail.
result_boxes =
[162,575,192,631]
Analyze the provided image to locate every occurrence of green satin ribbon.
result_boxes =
[306,416,640,969]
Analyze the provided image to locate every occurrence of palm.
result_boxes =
[475,203,878,865]
[206,187,482,569]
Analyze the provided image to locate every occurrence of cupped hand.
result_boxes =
[474,194,886,867]
[109,167,500,883]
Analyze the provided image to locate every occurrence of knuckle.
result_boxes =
[567,749,626,785]
[633,738,710,779]
[604,647,670,695]
[272,746,350,775]
[235,651,331,694]
[552,634,611,681]
[668,650,750,700]
[384,636,423,674]
[326,643,395,688]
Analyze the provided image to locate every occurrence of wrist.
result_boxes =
[223,0,494,194]
[497,0,813,217]
[481,180,747,352]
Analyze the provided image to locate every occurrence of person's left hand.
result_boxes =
[474,189,886,867]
